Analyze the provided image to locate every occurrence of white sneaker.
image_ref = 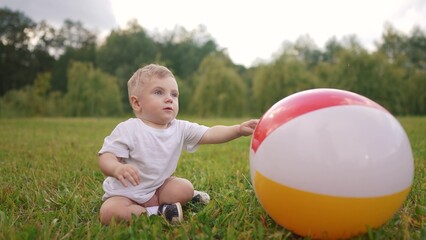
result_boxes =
[192,190,210,205]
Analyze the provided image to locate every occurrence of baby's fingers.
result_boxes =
[246,119,259,129]
[125,169,141,186]
[117,175,129,187]
[115,166,141,187]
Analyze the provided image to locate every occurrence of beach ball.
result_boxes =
[249,88,413,239]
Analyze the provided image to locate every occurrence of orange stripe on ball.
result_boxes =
[254,171,411,239]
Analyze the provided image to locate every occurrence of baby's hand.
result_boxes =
[239,119,259,136]
[113,164,141,187]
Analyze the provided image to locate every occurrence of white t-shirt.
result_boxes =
[99,118,209,204]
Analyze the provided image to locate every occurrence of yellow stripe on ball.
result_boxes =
[254,171,411,239]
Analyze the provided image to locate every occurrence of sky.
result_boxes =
[1,0,425,67]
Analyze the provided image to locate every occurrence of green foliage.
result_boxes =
[405,69,426,115]
[191,54,248,117]
[0,62,124,117]
[250,27,426,116]
[154,25,219,116]
[252,54,316,114]
[175,77,192,114]
[157,25,218,80]
[64,61,123,117]
[0,7,35,48]
[96,20,158,103]
[0,117,424,239]
[308,46,426,115]
[1,7,426,117]
[0,8,56,96]
[51,43,97,93]
[50,20,98,93]
[95,20,159,112]
[0,72,62,117]
[314,49,402,111]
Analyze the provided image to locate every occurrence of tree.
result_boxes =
[404,69,426,115]
[55,20,97,53]
[0,7,35,48]
[404,27,426,115]
[50,20,97,92]
[294,34,322,69]
[0,71,63,117]
[154,25,220,115]
[374,23,426,114]
[406,26,426,70]
[0,8,36,95]
[191,53,247,117]
[323,36,344,63]
[377,23,408,64]
[156,25,218,81]
[64,61,123,116]
[252,48,316,114]
[96,19,159,108]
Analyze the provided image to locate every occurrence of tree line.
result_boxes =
[0,7,425,117]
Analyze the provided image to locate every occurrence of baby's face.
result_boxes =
[137,76,179,128]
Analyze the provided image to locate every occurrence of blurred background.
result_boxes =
[0,0,425,117]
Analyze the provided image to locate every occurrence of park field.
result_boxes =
[0,117,425,239]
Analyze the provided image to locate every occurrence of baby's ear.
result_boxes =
[130,95,141,111]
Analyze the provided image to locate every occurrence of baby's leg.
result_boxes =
[99,196,145,225]
[157,177,194,205]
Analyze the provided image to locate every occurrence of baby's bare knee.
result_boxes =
[175,178,194,203]
[99,197,140,225]
[99,203,115,225]
[159,178,194,204]
[180,178,194,198]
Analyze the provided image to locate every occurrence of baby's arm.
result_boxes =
[99,152,141,187]
[198,119,258,144]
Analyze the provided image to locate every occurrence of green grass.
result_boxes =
[0,117,425,240]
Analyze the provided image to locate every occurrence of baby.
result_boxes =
[98,64,258,225]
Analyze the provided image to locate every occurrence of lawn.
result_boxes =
[0,117,425,239]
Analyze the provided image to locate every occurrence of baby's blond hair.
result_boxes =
[127,64,175,101]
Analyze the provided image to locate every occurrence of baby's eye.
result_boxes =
[154,90,163,95]
[172,93,179,98]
